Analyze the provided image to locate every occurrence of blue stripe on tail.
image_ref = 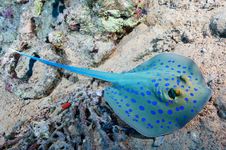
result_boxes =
[15,51,120,82]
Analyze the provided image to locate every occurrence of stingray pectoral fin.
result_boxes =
[104,84,179,137]
[128,53,205,83]
[15,51,120,82]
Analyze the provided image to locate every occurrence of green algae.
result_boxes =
[34,0,44,16]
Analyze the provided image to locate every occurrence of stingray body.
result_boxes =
[15,51,212,137]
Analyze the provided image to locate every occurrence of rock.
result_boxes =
[65,2,95,33]
[215,88,226,119]
[50,131,66,141]
[96,90,103,97]
[200,48,207,53]
[153,136,164,147]
[190,131,200,143]
[0,135,5,147]
[33,120,50,138]
[93,40,115,64]
[210,11,226,38]
[48,141,74,150]
[16,0,29,4]
[150,29,180,52]
[19,18,36,34]
[48,31,65,49]
[0,43,62,99]
[181,31,193,43]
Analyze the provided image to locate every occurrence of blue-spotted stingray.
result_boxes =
[15,51,212,137]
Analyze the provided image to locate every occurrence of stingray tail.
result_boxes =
[15,51,120,82]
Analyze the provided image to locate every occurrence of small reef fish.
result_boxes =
[15,51,212,137]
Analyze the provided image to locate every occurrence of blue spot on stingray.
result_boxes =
[160,126,163,128]
[148,123,153,128]
[134,91,139,95]
[152,101,157,106]
[178,65,181,67]
[152,79,156,83]
[158,109,163,114]
[157,91,161,95]
[193,100,197,104]
[194,88,198,91]
[183,66,187,69]
[141,92,145,96]
[168,121,172,124]
[167,110,173,115]
[133,119,138,122]
[140,87,144,90]
[150,110,156,115]
[146,91,151,95]
[190,93,194,96]
[135,115,139,118]
[191,109,194,112]
[184,97,189,102]
[164,78,169,81]
[158,79,162,81]
[155,83,159,87]
[139,106,145,111]
[171,78,175,80]
[131,98,136,103]
[147,100,151,104]
[165,102,169,107]
[171,68,175,70]
[160,62,164,65]
[126,103,130,107]
[128,109,133,112]
[124,96,128,99]
[177,71,181,73]
[165,65,169,68]
[141,118,146,122]
[156,120,160,124]
[165,83,170,86]
[162,119,165,122]
[118,105,121,107]
[176,107,180,111]
[180,106,184,110]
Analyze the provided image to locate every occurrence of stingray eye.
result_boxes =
[168,88,181,99]
[168,88,176,99]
